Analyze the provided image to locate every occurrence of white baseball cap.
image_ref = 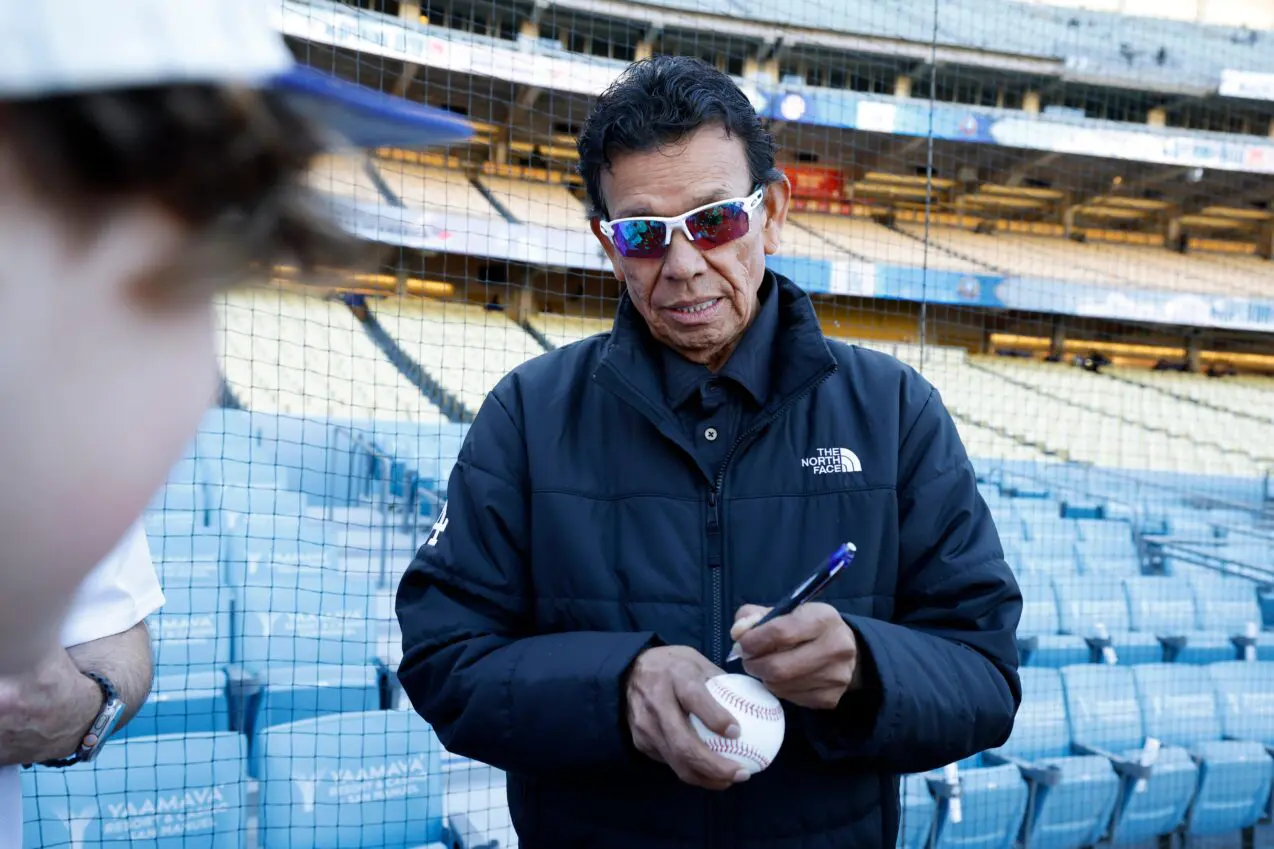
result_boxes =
[0,0,472,149]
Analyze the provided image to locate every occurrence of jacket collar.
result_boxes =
[594,270,836,425]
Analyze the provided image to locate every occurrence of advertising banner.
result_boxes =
[784,166,847,200]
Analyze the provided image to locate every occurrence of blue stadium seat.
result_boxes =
[1074,518,1135,544]
[232,575,380,669]
[196,429,270,463]
[1011,497,1061,524]
[230,574,387,775]
[144,508,213,543]
[210,483,307,518]
[163,455,207,487]
[227,513,343,583]
[1193,577,1274,660]
[1132,664,1273,838]
[1016,541,1081,577]
[1054,577,1163,664]
[147,515,246,587]
[208,459,292,489]
[1060,665,1198,845]
[897,774,935,849]
[257,711,493,849]
[1124,577,1240,664]
[147,584,236,674]
[1016,576,1089,668]
[146,482,207,516]
[979,667,1117,849]
[120,670,231,740]
[244,665,383,778]
[1208,661,1274,749]
[1021,516,1079,547]
[22,731,246,848]
[1074,534,1142,577]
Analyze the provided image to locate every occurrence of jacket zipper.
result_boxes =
[706,365,837,666]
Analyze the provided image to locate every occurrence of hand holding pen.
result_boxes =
[728,542,862,711]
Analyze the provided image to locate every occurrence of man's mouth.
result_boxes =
[668,298,721,315]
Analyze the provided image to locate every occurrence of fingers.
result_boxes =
[676,674,740,740]
[731,604,770,640]
[624,646,748,790]
[741,637,829,689]
[659,686,747,789]
[657,713,746,789]
[736,609,818,659]
[739,610,859,710]
[735,602,842,659]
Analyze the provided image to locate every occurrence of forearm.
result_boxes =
[66,620,154,730]
[400,628,658,776]
[799,616,1018,772]
[0,621,154,766]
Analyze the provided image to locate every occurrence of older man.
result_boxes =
[397,54,1022,849]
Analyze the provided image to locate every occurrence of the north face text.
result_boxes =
[801,447,863,475]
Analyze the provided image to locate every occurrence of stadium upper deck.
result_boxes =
[555,0,1273,90]
[291,0,1274,297]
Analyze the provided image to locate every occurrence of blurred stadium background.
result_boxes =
[22,0,1274,846]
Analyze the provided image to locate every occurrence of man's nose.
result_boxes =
[661,228,707,280]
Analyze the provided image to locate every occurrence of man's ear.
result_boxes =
[761,175,792,257]
[590,218,625,283]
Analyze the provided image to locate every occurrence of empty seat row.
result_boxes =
[1003,534,1143,577]
[24,713,495,849]
[143,561,399,776]
[901,662,1274,849]
[149,479,306,523]
[145,508,420,585]
[1018,574,1270,667]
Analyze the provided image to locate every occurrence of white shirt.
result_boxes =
[0,522,165,844]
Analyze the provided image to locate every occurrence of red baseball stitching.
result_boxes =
[704,737,771,771]
[710,680,784,723]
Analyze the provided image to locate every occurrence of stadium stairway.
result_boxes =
[348,301,475,425]
[469,176,518,223]
[220,373,245,411]
[520,317,556,352]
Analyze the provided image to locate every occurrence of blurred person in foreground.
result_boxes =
[0,0,469,677]
[397,54,1022,848]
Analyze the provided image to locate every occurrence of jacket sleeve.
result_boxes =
[798,377,1023,773]
[395,387,659,777]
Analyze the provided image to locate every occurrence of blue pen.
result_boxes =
[725,542,856,663]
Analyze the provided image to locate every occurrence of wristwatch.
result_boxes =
[39,672,126,768]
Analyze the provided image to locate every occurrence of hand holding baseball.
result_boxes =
[731,602,859,710]
[625,645,750,790]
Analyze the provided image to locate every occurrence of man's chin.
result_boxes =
[661,326,736,366]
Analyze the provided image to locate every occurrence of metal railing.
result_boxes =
[328,424,397,588]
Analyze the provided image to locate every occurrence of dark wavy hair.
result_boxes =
[576,55,783,219]
[1,84,363,302]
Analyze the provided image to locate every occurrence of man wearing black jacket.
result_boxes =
[397,54,1022,849]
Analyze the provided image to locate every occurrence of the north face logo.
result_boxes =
[801,447,862,475]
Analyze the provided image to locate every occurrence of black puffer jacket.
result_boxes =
[397,272,1022,849]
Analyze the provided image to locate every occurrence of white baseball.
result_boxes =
[689,673,785,775]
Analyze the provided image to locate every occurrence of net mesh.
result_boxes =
[20,0,1274,847]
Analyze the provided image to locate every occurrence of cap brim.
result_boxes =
[271,65,473,150]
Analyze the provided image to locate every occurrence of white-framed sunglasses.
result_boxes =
[599,187,766,259]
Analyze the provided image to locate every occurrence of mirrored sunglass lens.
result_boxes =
[614,220,667,257]
[686,202,750,246]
